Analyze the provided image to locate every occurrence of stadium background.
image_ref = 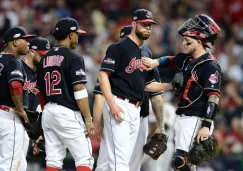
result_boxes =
[0,0,242,170]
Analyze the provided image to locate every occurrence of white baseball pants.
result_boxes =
[0,108,26,171]
[96,96,141,171]
[174,115,214,152]
[42,102,94,169]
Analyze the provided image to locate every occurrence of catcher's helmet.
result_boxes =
[178,14,221,48]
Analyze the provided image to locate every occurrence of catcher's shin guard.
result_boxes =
[172,149,190,171]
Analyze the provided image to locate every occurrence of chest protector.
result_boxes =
[174,53,217,109]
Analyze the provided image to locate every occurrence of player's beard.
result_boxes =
[135,27,151,40]
[33,55,40,68]
[185,46,197,56]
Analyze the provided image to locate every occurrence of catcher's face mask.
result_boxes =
[178,14,220,48]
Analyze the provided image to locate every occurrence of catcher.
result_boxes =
[142,14,221,170]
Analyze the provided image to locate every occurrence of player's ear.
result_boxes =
[13,40,18,47]
[30,49,35,56]
[198,40,203,48]
[132,21,136,29]
[69,33,72,40]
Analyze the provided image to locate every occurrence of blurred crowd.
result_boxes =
[0,0,243,170]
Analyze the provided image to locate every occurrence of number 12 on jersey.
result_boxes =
[44,71,62,96]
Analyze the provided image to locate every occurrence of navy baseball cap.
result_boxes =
[132,9,156,24]
[3,26,36,44]
[52,17,86,37]
[29,37,50,55]
[120,26,132,38]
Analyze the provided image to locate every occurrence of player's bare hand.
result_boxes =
[109,103,125,123]
[33,136,43,155]
[196,127,210,144]
[91,123,104,142]
[85,121,95,137]
[13,108,29,123]
[141,57,159,70]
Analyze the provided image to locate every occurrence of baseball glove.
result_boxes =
[28,136,46,160]
[172,71,184,98]
[187,136,217,165]
[143,133,168,160]
[23,109,42,139]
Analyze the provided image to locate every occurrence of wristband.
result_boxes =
[201,120,212,129]
[74,89,88,100]
[85,117,93,122]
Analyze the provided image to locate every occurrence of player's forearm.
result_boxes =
[76,97,92,119]
[93,94,105,126]
[202,94,220,129]
[150,95,165,133]
[98,71,115,106]
[145,82,172,92]
[73,84,92,119]
[11,95,25,112]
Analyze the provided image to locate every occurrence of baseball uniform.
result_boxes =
[36,18,94,170]
[154,14,221,171]
[96,36,156,171]
[19,37,50,171]
[0,26,35,171]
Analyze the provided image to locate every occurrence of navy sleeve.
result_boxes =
[6,60,25,84]
[145,69,155,85]
[157,55,176,68]
[203,63,221,93]
[150,67,163,97]
[100,44,119,72]
[93,79,103,95]
[142,46,155,85]
[69,56,87,85]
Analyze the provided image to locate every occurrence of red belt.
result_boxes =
[116,96,143,107]
[0,105,10,112]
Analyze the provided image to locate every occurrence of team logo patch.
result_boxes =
[31,45,38,50]
[23,80,39,94]
[11,70,23,77]
[70,26,76,31]
[103,58,115,64]
[125,57,146,73]
[76,69,86,76]
[54,47,59,51]
[146,12,151,19]
[120,32,124,37]
[133,16,138,20]
[13,33,21,38]
[46,43,50,49]
[208,71,218,84]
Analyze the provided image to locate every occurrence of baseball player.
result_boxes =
[92,25,164,171]
[142,14,221,170]
[97,9,168,171]
[19,37,50,170]
[36,17,94,171]
[0,26,35,171]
